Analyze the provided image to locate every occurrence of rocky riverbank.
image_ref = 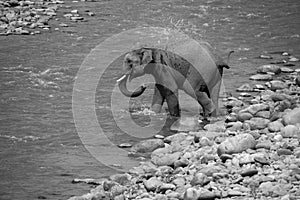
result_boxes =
[68,52,300,200]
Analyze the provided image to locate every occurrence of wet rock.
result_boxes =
[241,103,269,115]
[244,117,270,130]
[130,139,164,153]
[217,133,256,155]
[255,110,270,119]
[268,120,284,132]
[257,64,281,74]
[118,143,132,148]
[236,83,253,92]
[296,76,300,86]
[143,177,162,192]
[237,112,253,122]
[280,125,300,138]
[282,107,300,125]
[250,74,273,81]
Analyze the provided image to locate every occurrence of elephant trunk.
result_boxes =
[117,74,147,97]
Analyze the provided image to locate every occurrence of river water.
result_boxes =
[0,0,299,199]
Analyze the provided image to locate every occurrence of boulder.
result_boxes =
[257,64,281,74]
[217,133,256,155]
[151,147,181,166]
[282,107,300,125]
[130,139,164,153]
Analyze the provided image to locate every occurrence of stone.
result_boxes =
[143,177,162,192]
[254,156,270,165]
[250,74,273,81]
[273,134,283,141]
[280,125,300,138]
[159,183,176,192]
[268,120,284,132]
[118,143,132,148]
[190,173,210,186]
[259,55,273,59]
[241,103,269,115]
[255,111,270,119]
[226,121,243,131]
[281,67,294,73]
[277,148,293,156]
[237,112,253,122]
[282,107,300,125]
[151,148,181,166]
[183,188,199,200]
[238,153,254,165]
[269,80,288,91]
[198,189,216,199]
[256,140,272,150]
[239,92,252,97]
[236,83,253,92]
[217,133,256,155]
[203,121,226,132]
[109,173,131,186]
[289,56,299,62]
[240,168,258,177]
[130,139,164,153]
[296,76,300,86]
[244,117,270,130]
[257,64,281,74]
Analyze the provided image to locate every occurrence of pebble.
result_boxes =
[257,64,281,74]
[250,74,273,81]
[130,139,164,153]
[236,83,253,92]
[281,67,294,73]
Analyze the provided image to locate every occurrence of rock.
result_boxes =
[281,67,294,73]
[71,10,78,14]
[236,83,253,92]
[226,121,243,131]
[296,76,300,86]
[130,139,164,153]
[280,125,300,138]
[255,111,270,119]
[239,92,252,97]
[282,107,300,125]
[203,121,225,132]
[250,74,273,81]
[219,154,233,162]
[170,117,200,132]
[273,134,283,141]
[109,173,131,186]
[151,148,181,166]
[237,112,253,122]
[256,140,272,150]
[198,189,216,200]
[277,148,293,156]
[217,133,256,155]
[183,188,199,200]
[159,183,176,193]
[244,117,270,130]
[268,80,288,91]
[164,132,187,143]
[289,56,300,62]
[259,55,273,59]
[257,64,281,74]
[268,120,284,132]
[190,173,210,186]
[240,168,258,177]
[118,143,132,148]
[238,153,254,165]
[143,177,162,192]
[241,103,269,115]
[254,156,270,165]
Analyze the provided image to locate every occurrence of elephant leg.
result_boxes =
[195,90,215,117]
[157,84,180,117]
[151,84,165,113]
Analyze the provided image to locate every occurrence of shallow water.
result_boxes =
[0,0,299,199]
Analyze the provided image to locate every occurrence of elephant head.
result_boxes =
[117,48,153,97]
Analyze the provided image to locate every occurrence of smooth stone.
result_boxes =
[281,67,294,73]
[257,64,281,74]
[239,92,252,97]
[130,139,164,153]
[240,168,258,177]
[159,183,176,192]
[273,134,283,141]
[250,74,273,81]
[226,121,243,131]
[241,103,269,115]
[282,107,300,125]
[280,125,300,138]
[268,80,288,91]
[268,120,284,132]
[236,83,253,92]
[244,117,270,130]
[203,121,226,132]
[277,148,293,156]
[238,153,254,165]
[109,173,131,186]
[71,10,78,14]
[220,154,233,162]
[289,56,299,62]
[183,188,199,200]
[143,177,162,192]
[254,156,270,165]
[256,140,272,150]
[164,132,187,143]
[154,134,164,139]
[237,112,253,122]
[217,133,256,155]
[259,55,273,59]
[255,111,270,119]
[118,143,132,148]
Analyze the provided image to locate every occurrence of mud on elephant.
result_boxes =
[117,43,232,117]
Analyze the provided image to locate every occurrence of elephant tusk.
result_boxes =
[116,75,127,83]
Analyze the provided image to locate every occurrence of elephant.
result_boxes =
[117,43,231,117]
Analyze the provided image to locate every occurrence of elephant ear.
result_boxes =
[140,49,153,65]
